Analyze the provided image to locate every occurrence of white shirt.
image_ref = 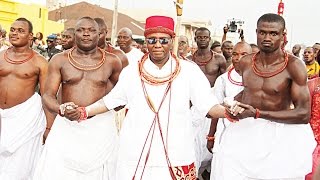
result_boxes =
[213,68,243,104]
[103,56,218,167]
[125,47,144,65]
[212,68,243,149]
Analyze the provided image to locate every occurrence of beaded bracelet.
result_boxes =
[206,135,215,141]
[77,107,88,122]
[254,108,260,119]
[224,110,239,123]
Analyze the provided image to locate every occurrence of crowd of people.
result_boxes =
[0,12,319,180]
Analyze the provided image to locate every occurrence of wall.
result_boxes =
[0,0,63,38]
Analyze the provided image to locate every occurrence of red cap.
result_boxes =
[144,16,175,37]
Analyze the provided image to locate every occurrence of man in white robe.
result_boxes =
[70,16,246,180]
[0,18,49,180]
[207,42,252,179]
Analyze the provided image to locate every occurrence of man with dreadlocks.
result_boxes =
[211,13,316,180]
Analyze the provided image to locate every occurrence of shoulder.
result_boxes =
[48,51,68,67]
[105,51,121,62]
[33,50,47,63]
[112,48,126,57]
[110,48,129,66]
[104,51,122,68]
[240,53,254,67]
[213,52,226,63]
[31,50,48,71]
[243,53,254,63]
[287,53,306,74]
[286,53,307,84]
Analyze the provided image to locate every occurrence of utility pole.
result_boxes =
[173,0,184,56]
[111,0,119,45]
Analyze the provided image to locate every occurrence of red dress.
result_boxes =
[306,78,320,180]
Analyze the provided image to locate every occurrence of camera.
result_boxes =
[228,21,237,32]
[227,19,244,33]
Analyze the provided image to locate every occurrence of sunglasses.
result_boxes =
[146,37,171,45]
[178,41,187,46]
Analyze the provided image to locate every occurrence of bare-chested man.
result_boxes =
[191,27,226,87]
[211,13,316,180]
[94,18,129,68]
[0,18,49,179]
[33,17,122,180]
[61,28,75,50]
[221,40,233,68]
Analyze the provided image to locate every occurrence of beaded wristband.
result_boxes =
[206,135,215,141]
[77,107,88,122]
[254,108,260,119]
[224,110,238,123]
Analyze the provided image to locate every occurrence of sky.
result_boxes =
[22,0,320,48]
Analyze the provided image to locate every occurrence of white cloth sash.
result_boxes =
[44,110,118,173]
[0,93,46,154]
[217,117,316,179]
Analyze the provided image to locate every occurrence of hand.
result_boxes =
[207,139,215,153]
[223,25,229,34]
[229,101,246,116]
[63,103,80,121]
[229,102,256,119]
[239,29,244,39]
[59,102,78,116]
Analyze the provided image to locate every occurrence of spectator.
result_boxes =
[292,44,301,58]
[210,40,222,54]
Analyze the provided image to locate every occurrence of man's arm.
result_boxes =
[36,54,55,141]
[221,25,228,43]
[86,99,109,116]
[206,118,218,153]
[112,49,129,68]
[109,53,123,86]
[42,54,63,114]
[215,53,227,75]
[207,104,225,119]
[207,75,226,152]
[37,54,49,99]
